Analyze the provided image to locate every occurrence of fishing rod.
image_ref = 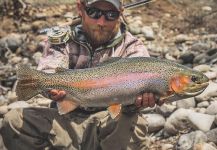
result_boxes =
[123,0,153,9]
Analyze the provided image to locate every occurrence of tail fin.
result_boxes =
[16,65,44,101]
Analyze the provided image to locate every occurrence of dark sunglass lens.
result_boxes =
[85,6,120,21]
[86,7,101,19]
[106,11,120,21]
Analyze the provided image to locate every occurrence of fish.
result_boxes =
[16,57,209,119]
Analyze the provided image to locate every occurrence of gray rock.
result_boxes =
[197,108,207,114]
[197,101,210,108]
[151,22,159,29]
[202,6,212,12]
[176,97,196,109]
[0,96,8,106]
[193,143,217,150]
[128,18,143,35]
[0,105,8,115]
[21,57,30,64]
[194,48,217,64]
[165,53,177,61]
[175,34,189,44]
[128,17,143,26]
[215,115,217,126]
[6,91,17,103]
[155,104,176,117]
[188,112,215,132]
[206,102,217,115]
[176,130,207,150]
[32,52,42,65]
[8,101,30,110]
[195,81,217,102]
[128,24,141,35]
[141,106,156,113]
[36,98,52,107]
[31,20,49,32]
[161,144,174,150]
[141,26,155,40]
[193,53,209,64]
[35,13,47,19]
[191,42,210,52]
[0,33,26,53]
[206,128,217,144]
[204,71,217,80]
[142,114,165,133]
[179,52,195,64]
[20,23,32,32]
[8,55,22,65]
[164,108,192,135]
[193,64,211,72]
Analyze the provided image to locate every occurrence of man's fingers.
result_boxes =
[136,93,162,108]
[59,90,66,97]
[49,89,59,96]
[142,93,149,107]
[48,89,66,101]
[136,96,142,107]
[148,93,155,108]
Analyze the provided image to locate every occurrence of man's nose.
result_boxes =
[96,15,106,26]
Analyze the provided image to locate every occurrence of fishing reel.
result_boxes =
[46,26,71,45]
[39,26,71,45]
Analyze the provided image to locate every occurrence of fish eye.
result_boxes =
[191,75,198,82]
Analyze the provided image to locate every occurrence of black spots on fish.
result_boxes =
[191,75,199,83]
[17,65,45,85]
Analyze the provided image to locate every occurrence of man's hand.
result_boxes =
[135,93,163,108]
[48,89,66,101]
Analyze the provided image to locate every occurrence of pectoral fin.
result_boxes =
[108,104,122,120]
[57,100,79,115]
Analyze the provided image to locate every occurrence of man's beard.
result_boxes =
[83,23,120,48]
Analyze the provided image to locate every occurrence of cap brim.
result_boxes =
[86,0,121,10]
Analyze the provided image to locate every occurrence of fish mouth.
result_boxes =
[178,82,209,96]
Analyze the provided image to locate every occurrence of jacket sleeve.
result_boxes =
[37,39,69,73]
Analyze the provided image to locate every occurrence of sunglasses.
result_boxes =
[84,6,120,21]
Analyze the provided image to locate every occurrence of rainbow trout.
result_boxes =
[16,57,209,118]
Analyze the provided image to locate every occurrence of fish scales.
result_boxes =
[16,57,209,114]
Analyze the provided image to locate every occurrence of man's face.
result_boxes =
[79,1,121,47]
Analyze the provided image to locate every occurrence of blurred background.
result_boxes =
[0,0,217,149]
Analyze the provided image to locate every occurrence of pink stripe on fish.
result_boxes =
[70,72,161,89]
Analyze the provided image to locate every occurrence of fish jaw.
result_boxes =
[180,81,209,96]
[169,72,209,97]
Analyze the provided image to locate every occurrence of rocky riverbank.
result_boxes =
[0,0,217,149]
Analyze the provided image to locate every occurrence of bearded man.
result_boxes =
[1,0,161,149]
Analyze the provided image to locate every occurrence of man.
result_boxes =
[1,0,161,149]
